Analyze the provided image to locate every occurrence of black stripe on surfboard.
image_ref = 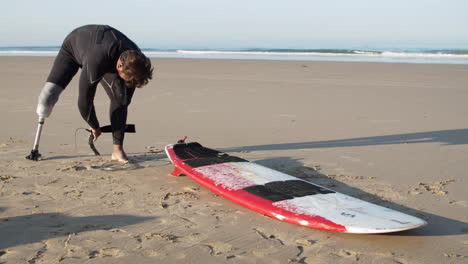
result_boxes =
[184,156,247,167]
[173,142,247,166]
[173,142,223,160]
[243,180,334,202]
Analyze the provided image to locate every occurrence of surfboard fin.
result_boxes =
[177,136,188,144]
[170,166,184,176]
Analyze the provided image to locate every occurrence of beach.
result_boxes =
[0,57,467,263]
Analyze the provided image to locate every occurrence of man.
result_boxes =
[36,25,153,162]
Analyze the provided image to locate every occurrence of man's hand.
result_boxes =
[90,127,102,142]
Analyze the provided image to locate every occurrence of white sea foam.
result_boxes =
[176,50,320,56]
[175,50,371,56]
[183,50,467,57]
[0,50,58,55]
[381,51,468,58]
[2,47,467,64]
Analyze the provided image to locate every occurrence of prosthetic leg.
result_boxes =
[26,117,45,160]
[26,82,64,161]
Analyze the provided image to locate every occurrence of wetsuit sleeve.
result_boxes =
[100,73,135,145]
[77,66,100,130]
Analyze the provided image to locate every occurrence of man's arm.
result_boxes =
[100,73,135,145]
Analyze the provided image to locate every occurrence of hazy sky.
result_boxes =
[1,0,467,48]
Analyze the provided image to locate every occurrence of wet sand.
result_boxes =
[0,57,467,263]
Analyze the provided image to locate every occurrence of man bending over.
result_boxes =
[36,25,153,162]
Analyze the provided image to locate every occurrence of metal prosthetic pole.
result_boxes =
[26,117,45,161]
[26,82,64,161]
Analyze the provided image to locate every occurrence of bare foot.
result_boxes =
[111,145,128,163]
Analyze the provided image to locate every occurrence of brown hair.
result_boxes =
[119,50,153,88]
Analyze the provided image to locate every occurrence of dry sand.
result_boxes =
[0,57,467,263]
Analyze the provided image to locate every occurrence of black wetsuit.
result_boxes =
[46,25,139,145]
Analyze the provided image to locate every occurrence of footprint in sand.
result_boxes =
[160,191,199,209]
[89,247,124,258]
[63,189,83,199]
[145,145,163,153]
[253,228,285,246]
[135,232,179,243]
[183,186,200,192]
[203,242,235,256]
[91,160,143,171]
[0,175,13,182]
[60,165,87,171]
[59,159,142,172]
[141,249,159,257]
[332,249,360,261]
[0,137,25,147]
[449,200,468,207]
[59,161,88,172]
[444,253,467,259]
[330,249,409,264]
[295,239,317,247]
[409,179,455,195]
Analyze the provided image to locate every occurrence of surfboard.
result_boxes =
[165,142,427,233]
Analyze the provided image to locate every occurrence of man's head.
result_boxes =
[116,50,153,88]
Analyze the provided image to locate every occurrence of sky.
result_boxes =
[1,0,467,49]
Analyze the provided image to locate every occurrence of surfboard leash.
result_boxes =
[74,125,137,156]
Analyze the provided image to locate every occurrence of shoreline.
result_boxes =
[2,55,468,66]
[1,54,468,65]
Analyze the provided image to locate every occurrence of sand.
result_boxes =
[0,57,467,263]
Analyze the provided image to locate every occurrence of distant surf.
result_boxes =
[1,46,467,64]
[0,46,60,55]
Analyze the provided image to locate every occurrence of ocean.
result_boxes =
[1,46,467,64]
